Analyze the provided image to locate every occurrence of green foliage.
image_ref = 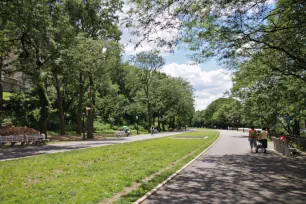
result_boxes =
[0,131,219,203]
[6,91,41,128]
[127,0,306,81]
[3,92,11,100]
[94,120,111,132]
[0,0,196,135]
[195,98,242,129]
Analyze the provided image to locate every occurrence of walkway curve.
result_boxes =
[143,130,306,204]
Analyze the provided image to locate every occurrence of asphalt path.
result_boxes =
[0,131,184,161]
[144,130,306,204]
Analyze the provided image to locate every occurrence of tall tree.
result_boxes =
[63,0,122,135]
[131,51,165,131]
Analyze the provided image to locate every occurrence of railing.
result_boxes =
[272,135,306,156]
[286,135,306,151]
[272,137,291,156]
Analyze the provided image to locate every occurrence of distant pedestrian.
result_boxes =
[279,132,288,144]
[151,125,155,136]
[249,126,257,153]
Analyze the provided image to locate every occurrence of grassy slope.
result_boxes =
[0,130,218,204]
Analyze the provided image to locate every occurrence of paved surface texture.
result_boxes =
[0,131,184,161]
[144,130,306,204]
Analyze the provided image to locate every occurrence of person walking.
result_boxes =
[151,125,155,136]
[256,128,268,153]
[249,126,257,153]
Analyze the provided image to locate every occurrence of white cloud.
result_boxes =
[161,63,233,111]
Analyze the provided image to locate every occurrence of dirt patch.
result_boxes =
[0,124,40,136]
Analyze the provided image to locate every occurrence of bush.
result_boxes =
[94,121,111,132]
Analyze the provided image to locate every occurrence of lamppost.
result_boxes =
[136,115,139,135]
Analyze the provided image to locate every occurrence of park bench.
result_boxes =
[0,134,49,148]
[0,135,25,147]
[26,134,49,145]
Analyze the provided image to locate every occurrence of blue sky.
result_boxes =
[120,4,233,111]
[164,49,220,72]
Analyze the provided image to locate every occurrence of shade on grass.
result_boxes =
[0,131,218,204]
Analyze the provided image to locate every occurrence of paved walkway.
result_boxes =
[144,130,306,204]
[0,131,184,161]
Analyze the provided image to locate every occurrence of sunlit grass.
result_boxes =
[195,128,216,131]
[0,131,219,204]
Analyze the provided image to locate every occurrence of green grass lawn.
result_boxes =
[0,131,219,204]
[95,129,148,136]
[195,128,216,131]
[174,130,217,137]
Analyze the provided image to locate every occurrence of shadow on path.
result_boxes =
[146,153,306,204]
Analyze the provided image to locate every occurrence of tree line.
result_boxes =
[0,0,195,137]
[127,0,306,135]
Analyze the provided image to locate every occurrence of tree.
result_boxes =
[0,0,72,135]
[126,0,306,80]
[63,0,122,136]
[130,51,165,131]
[232,56,306,135]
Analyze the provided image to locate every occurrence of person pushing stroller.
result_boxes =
[256,128,268,153]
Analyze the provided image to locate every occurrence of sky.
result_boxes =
[119,3,233,111]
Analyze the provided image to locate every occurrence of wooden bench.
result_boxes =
[26,134,49,145]
[0,135,26,147]
[0,134,49,147]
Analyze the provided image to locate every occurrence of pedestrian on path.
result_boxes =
[256,128,268,153]
[249,126,257,153]
[151,125,155,136]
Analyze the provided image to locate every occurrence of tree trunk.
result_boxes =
[162,121,165,131]
[90,76,95,133]
[157,115,161,131]
[292,119,300,136]
[0,80,3,111]
[38,85,48,136]
[172,116,175,129]
[87,85,93,139]
[148,102,152,133]
[54,73,65,135]
[76,73,85,135]
[169,118,172,129]
[0,57,3,110]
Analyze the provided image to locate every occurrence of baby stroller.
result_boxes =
[256,139,267,153]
